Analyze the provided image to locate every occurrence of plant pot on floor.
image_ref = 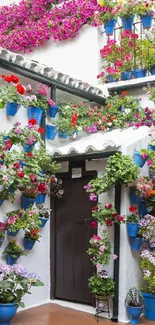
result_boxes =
[46,125,57,140]
[127,223,139,237]
[6,102,20,117]
[47,105,59,118]
[131,237,143,251]
[121,15,135,31]
[0,302,17,325]
[36,193,46,204]
[6,255,18,266]
[134,151,147,168]
[23,143,35,153]
[140,13,153,29]
[7,230,19,237]
[39,217,48,228]
[132,69,146,79]
[104,19,117,36]
[127,305,143,324]
[142,292,155,321]
[27,106,43,125]
[21,196,36,210]
[23,238,36,250]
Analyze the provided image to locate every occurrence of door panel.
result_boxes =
[54,175,96,305]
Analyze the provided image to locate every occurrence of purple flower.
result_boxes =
[26,136,36,145]
[0,264,12,275]
[27,272,41,281]
[12,264,28,276]
[85,126,91,132]
[84,184,92,191]
[14,128,22,134]
[91,124,98,133]
[89,193,97,201]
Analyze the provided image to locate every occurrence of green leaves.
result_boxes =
[88,275,115,297]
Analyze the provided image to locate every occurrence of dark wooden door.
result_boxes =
[52,174,96,305]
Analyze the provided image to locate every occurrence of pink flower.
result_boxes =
[89,193,97,202]
[2,175,8,181]
[147,160,153,166]
[125,54,132,61]
[26,84,32,92]
[38,84,48,96]
[48,99,55,106]
[90,221,97,228]
[141,153,148,159]
[113,254,118,260]
[99,245,105,252]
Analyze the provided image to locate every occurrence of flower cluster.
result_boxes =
[139,214,155,245]
[134,177,153,197]
[87,231,111,266]
[141,250,155,294]
[91,202,125,226]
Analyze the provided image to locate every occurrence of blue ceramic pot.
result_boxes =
[6,255,18,266]
[138,203,148,217]
[127,305,143,324]
[0,302,17,325]
[140,13,153,29]
[127,223,139,237]
[36,193,46,204]
[142,292,155,320]
[46,125,57,140]
[148,144,155,151]
[121,71,133,81]
[121,15,135,31]
[6,102,20,117]
[106,75,118,83]
[0,199,4,206]
[130,190,141,205]
[47,105,59,118]
[151,66,155,76]
[104,19,117,36]
[21,196,35,210]
[24,238,36,250]
[0,237,4,248]
[132,69,146,79]
[58,131,69,139]
[131,237,143,251]
[7,230,19,237]
[23,143,35,153]
[27,106,43,125]
[134,151,147,168]
[39,217,48,228]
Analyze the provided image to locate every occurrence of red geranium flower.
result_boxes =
[27,152,34,157]
[71,113,78,127]
[129,206,137,212]
[105,220,113,226]
[1,75,12,83]
[14,162,20,169]
[28,118,37,125]
[16,84,25,95]
[90,221,97,228]
[10,75,19,84]
[38,182,47,193]
[17,171,25,178]
[38,127,44,134]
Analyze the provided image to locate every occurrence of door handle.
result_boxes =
[78,217,92,225]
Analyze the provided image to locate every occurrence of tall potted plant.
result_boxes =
[125,287,143,324]
[0,264,43,324]
[2,241,26,265]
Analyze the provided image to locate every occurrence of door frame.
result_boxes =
[50,159,97,301]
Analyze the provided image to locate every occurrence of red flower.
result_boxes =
[30,174,38,183]
[10,75,19,84]
[121,91,128,96]
[27,152,34,157]
[1,75,12,83]
[105,220,113,226]
[105,203,112,209]
[14,162,20,169]
[16,84,25,95]
[90,221,97,228]
[129,206,137,212]
[71,113,78,127]
[73,104,78,108]
[38,127,44,134]
[50,176,56,183]
[17,171,25,178]
[38,182,47,193]
[28,118,37,125]
[92,206,99,212]
[5,139,12,149]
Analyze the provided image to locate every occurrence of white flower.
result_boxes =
[108,122,112,127]
[124,108,131,114]
[77,126,82,131]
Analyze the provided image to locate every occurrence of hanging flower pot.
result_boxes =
[150,66,155,76]
[58,130,69,139]
[0,303,17,325]
[134,151,147,168]
[6,102,20,117]
[138,203,148,217]
[7,230,19,237]
[142,292,155,321]
[21,196,35,210]
[148,144,155,151]
[6,255,18,265]
[36,193,46,204]
[127,223,139,237]
[46,125,57,140]
[104,19,117,36]
[132,69,147,79]
[121,15,135,31]
[47,105,59,118]
[27,106,43,125]
[39,217,48,228]
[140,12,153,29]
[130,189,141,205]
[121,71,133,81]
[23,143,35,153]
[0,199,4,206]
[23,238,36,250]
[131,237,143,251]
[106,75,118,83]
[0,237,4,248]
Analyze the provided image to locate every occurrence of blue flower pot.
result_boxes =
[24,238,36,250]
[106,75,118,83]
[148,144,155,151]
[6,255,18,266]
[0,237,4,247]
[36,193,46,204]
[46,125,57,140]
[134,151,147,168]
[0,302,17,325]
[0,199,4,206]
[121,15,135,31]
[21,196,35,210]
[132,69,146,79]
[122,71,133,81]
[39,217,48,228]
[127,223,139,237]
[142,292,155,320]
[58,131,69,139]
[151,66,155,75]
[27,106,43,125]
[19,160,27,167]
[127,305,143,324]
[131,237,143,251]
[23,143,35,153]
[7,230,19,237]
[104,19,117,36]
[47,105,59,118]
[6,102,20,117]
[130,190,141,205]
[140,13,153,29]
[138,203,148,217]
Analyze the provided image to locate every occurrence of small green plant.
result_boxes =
[127,206,139,224]
[3,241,27,259]
[88,272,115,297]
[125,287,143,307]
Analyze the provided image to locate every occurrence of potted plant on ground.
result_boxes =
[141,249,155,320]
[0,222,7,247]
[24,228,41,250]
[125,287,143,324]
[0,263,43,324]
[91,202,125,226]
[37,205,51,228]
[88,271,115,300]
[2,240,26,265]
